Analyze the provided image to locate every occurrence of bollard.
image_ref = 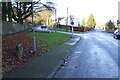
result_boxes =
[16,44,23,59]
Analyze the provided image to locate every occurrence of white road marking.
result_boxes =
[74,51,82,54]
[64,42,77,45]
[112,41,120,47]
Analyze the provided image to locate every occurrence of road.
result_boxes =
[53,30,120,78]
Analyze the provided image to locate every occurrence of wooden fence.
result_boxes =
[62,25,90,32]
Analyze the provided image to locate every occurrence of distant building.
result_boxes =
[95,22,108,31]
[55,16,80,27]
[57,17,66,25]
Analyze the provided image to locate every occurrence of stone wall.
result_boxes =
[2,21,32,35]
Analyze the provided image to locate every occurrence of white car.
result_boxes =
[113,30,120,39]
[34,26,53,32]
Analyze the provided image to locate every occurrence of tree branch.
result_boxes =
[12,8,18,22]
[22,11,32,20]
[22,6,32,15]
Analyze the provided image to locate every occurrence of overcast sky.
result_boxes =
[1,0,119,26]
[54,0,119,26]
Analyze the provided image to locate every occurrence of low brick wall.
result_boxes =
[106,30,115,33]
[85,27,90,31]
[71,27,84,32]
[2,21,32,35]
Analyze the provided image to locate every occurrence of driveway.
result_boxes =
[53,30,119,78]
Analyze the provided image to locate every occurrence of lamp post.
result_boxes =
[32,1,36,54]
[55,9,57,25]
[54,8,57,32]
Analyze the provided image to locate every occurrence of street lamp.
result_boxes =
[32,1,36,54]
[54,8,57,32]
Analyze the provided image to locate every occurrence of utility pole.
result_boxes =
[66,7,68,25]
[117,2,120,29]
[118,1,120,28]
[32,1,36,54]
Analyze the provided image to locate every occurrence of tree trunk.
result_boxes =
[16,2,18,17]
[19,19,23,24]
[23,2,27,24]
[8,1,12,22]
[17,2,23,24]
[2,2,7,21]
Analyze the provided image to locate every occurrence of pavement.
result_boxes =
[2,32,81,78]
[53,30,120,79]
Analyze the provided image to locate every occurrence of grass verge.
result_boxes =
[47,26,82,33]
[34,32,71,52]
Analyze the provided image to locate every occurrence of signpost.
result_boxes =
[70,21,74,37]
[32,1,36,54]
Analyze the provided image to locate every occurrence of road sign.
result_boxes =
[70,21,74,25]
[70,21,74,37]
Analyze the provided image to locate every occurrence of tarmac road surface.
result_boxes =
[53,30,119,78]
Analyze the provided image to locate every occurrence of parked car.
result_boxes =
[34,25,53,33]
[113,30,120,39]
[40,25,47,29]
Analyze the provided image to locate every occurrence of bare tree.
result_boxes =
[2,0,55,24]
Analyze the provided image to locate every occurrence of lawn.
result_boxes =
[34,32,71,52]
